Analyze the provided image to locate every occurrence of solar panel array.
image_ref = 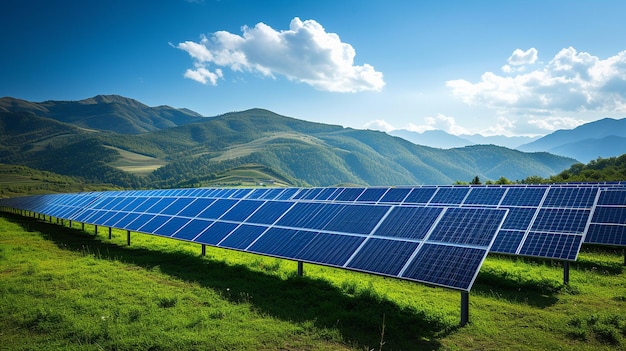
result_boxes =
[171,184,625,261]
[281,185,606,261]
[0,189,509,292]
[586,189,626,246]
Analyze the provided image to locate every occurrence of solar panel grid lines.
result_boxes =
[0,191,512,292]
[272,184,625,260]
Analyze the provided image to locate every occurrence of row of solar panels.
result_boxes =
[1,183,624,290]
[0,191,509,292]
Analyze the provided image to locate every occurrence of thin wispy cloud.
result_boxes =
[176,17,385,92]
[447,47,626,113]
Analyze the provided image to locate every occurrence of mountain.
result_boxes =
[389,129,539,149]
[461,134,539,149]
[517,117,626,162]
[388,129,472,149]
[0,95,205,134]
[0,96,578,188]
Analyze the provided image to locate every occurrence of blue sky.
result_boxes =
[2,0,626,137]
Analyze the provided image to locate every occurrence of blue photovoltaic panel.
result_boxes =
[198,199,238,220]
[490,230,525,254]
[314,187,339,201]
[134,198,160,213]
[597,190,626,205]
[335,188,365,202]
[154,217,190,236]
[219,224,267,250]
[519,232,582,261]
[347,239,420,276]
[246,201,294,225]
[591,207,626,225]
[194,221,239,245]
[322,204,389,234]
[379,187,411,203]
[428,207,507,247]
[585,225,626,246]
[463,187,506,206]
[542,187,598,209]
[356,188,388,203]
[403,188,437,204]
[500,187,547,207]
[248,228,316,259]
[373,206,442,240]
[13,183,625,292]
[145,198,176,214]
[178,198,216,217]
[530,209,590,233]
[296,233,365,266]
[584,189,626,246]
[160,198,195,215]
[220,200,263,221]
[127,214,159,231]
[429,187,469,205]
[401,244,487,290]
[500,207,537,230]
[276,202,342,230]
[172,219,214,240]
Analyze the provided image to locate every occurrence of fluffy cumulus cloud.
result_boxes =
[447,47,626,114]
[176,17,385,92]
[502,48,538,73]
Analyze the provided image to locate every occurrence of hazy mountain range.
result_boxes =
[0,94,590,188]
[390,117,626,163]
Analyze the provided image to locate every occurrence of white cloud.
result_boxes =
[502,48,538,73]
[447,47,626,114]
[176,17,385,92]
[527,116,586,132]
[183,66,223,85]
[364,119,395,132]
[406,114,470,135]
[508,48,538,66]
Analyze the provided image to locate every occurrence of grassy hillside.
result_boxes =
[1,213,624,350]
[1,104,578,188]
[0,164,119,198]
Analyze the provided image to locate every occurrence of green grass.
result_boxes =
[0,212,625,350]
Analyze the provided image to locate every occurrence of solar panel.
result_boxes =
[256,183,625,260]
[585,189,626,246]
[0,190,509,292]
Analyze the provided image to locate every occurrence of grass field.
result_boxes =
[104,146,167,175]
[0,212,625,350]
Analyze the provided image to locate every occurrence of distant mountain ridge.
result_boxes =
[0,95,205,134]
[0,95,578,188]
[389,129,538,149]
[518,117,626,162]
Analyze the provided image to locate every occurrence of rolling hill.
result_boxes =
[517,117,626,162]
[0,95,205,134]
[0,96,578,188]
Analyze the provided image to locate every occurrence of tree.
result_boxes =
[470,176,481,185]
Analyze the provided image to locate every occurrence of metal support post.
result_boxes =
[201,244,206,256]
[82,223,85,231]
[108,227,112,240]
[297,261,304,276]
[460,291,470,327]
[69,220,72,228]
[127,230,131,246]
[95,225,98,235]
[563,261,570,285]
